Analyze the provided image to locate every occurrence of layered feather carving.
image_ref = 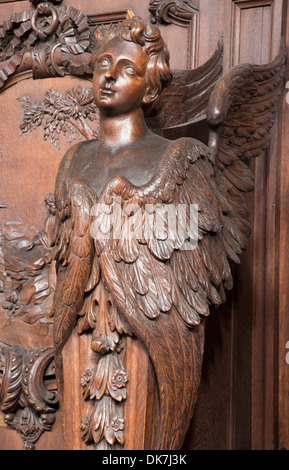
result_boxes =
[53,178,95,348]
[51,39,286,450]
[207,38,286,167]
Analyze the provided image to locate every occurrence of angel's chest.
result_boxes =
[69,146,160,197]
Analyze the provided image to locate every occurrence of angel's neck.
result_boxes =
[98,109,149,149]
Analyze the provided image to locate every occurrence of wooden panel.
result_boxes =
[224,0,274,68]
[184,0,286,451]
[227,0,284,450]
[197,0,225,66]
[0,0,287,451]
[0,76,95,228]
[183,300,234,449]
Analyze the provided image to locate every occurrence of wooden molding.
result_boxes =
[233,0,273,7]
[88,10,128,26]
[225,0,275,67]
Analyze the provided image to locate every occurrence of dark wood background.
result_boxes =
[0,0,288,450]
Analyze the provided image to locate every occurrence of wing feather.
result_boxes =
[53,179,95,348]
[207,38,286,170]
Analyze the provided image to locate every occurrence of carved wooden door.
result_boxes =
[0,0,288,451]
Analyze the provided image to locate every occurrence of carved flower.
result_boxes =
[80,415,91,432]
[111,370,128,390]
[19,86,99,151]
[111,417,124,433]
[80,415,91,442]
[80,370,92,388]
[3,291,20,316]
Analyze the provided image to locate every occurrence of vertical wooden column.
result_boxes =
[277,0,289,449]
[223,0,286,450]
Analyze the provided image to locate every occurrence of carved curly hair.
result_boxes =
[91,16,173,107]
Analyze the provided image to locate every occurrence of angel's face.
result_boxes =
[93,36,151,116]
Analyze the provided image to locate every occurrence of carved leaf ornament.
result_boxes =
[0,342,57,449]
[19,87,99,149]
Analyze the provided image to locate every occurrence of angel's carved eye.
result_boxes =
[124,66,137,76]
[97,57,110,68]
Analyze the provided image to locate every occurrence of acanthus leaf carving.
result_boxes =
[0,342,58,450]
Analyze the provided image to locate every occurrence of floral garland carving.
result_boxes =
[78,282,131,448]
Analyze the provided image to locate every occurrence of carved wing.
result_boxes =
[52,144,97,355]
[92,138,236,449]
[204,40,286,274]
[146,37,223,130]
[207,38,286,168]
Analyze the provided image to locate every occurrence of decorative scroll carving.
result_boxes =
[0,342,58,449]
[149,0,199,27]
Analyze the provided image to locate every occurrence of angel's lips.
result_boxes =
[99,87,116,97]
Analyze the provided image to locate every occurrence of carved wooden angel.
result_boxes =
[50,17,285,449]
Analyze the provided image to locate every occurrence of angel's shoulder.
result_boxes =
[66,139,99,165]
[160,137,210,167]
[166,136,208,151]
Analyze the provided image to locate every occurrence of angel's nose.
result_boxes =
[104,66,117,81]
